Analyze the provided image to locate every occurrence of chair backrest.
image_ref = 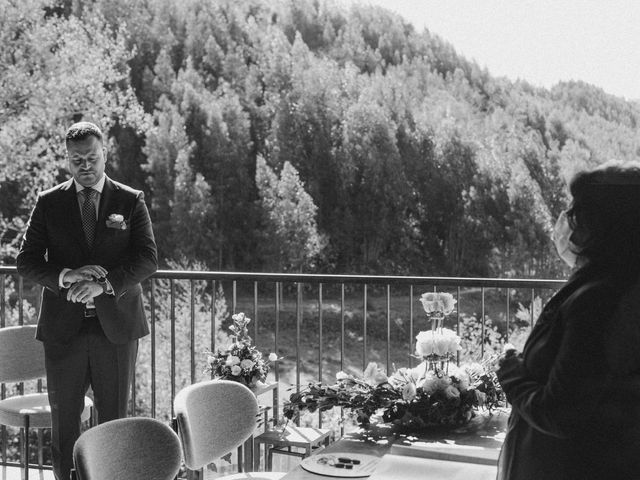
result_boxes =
[174,379,258,470]
[73,417,182,480]
[0,325,45,383]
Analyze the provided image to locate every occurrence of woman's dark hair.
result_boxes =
[568,160,640,274]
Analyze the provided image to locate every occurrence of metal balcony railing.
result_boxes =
[0,265,565,473]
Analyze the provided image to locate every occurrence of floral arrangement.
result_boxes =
[283,291,505,432]
[205,312,278,387]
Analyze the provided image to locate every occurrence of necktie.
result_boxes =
[81,188,98,247]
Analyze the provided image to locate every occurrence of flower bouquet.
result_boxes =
[283,292,505,433]
[205,313,278,387]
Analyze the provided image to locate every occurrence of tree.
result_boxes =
[142,96,191,261]
[170,152,217,263]
[0,0,147,260]
[255,156,324,272]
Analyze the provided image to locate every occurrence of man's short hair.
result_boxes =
[65,122,103,146]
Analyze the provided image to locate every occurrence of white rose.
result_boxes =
[402,382,417,402]
[444,385,460,399]
[230,365,242,376]
[232,312,250,326]
[363,362,388,385]
[422,372,451,395]
[421,371,438,395]
[419,292,456,316]
[415,330,435,356]
[240,359,255,370]
[268,352,278,362]
[448,365,470,391]
[440,293,457,315]
[419,292,438,314]
[415,329,461,357]
[226,355,241,366]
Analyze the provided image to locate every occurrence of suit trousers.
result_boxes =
[43,318,138,480]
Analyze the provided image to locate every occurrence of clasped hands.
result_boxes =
[64,265,108,304]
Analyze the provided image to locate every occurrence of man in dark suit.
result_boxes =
[17,122,157,480]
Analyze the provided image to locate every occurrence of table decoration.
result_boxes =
[284,292,505,433]
[204,312,279,387]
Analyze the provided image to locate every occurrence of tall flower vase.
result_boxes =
[429,311,445,332]
[415,291,460,374]
[426,313,449,373]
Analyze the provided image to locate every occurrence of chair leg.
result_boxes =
[253,438,261,471]
[267,447,273,472]
[37,428,43,468]
[23,416,30,480]
[244,437,253,472]
[237,444,243,472]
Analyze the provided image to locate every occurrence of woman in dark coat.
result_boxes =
[497,160,640,480]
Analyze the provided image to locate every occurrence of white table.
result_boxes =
[280,409,509,480]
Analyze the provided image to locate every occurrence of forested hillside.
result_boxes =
[2,0,640,278]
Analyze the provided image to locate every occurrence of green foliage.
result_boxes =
[256,156,324,272]
[0,0,147,203]
[3,0,640,277]
[458,314,504,361]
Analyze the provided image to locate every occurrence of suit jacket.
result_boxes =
[17,176,158,345]
[497,263,640,479]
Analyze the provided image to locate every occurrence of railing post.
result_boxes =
[274,282,280,422]
[456,286,461,366]
[386,284,391,375]
[18,276,24,326]
[232,281,237,314]
[530,288,536,329]
[409,285,414,368]
[170,279,176,420]
[150,280,156,418]
[481,287,486,359]
[253,281,259,343]
[190,280,196,385]
[318,283,323,383]
[505,288,510,343]
[295,282,302,397]
[210,280,217,359]
[340,283,345,373]
[0,274,5,327]
[1,274,5,465]
[318,283,323,427]
[363,284,368,371]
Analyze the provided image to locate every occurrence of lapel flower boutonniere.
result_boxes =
[106,213,127,230]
